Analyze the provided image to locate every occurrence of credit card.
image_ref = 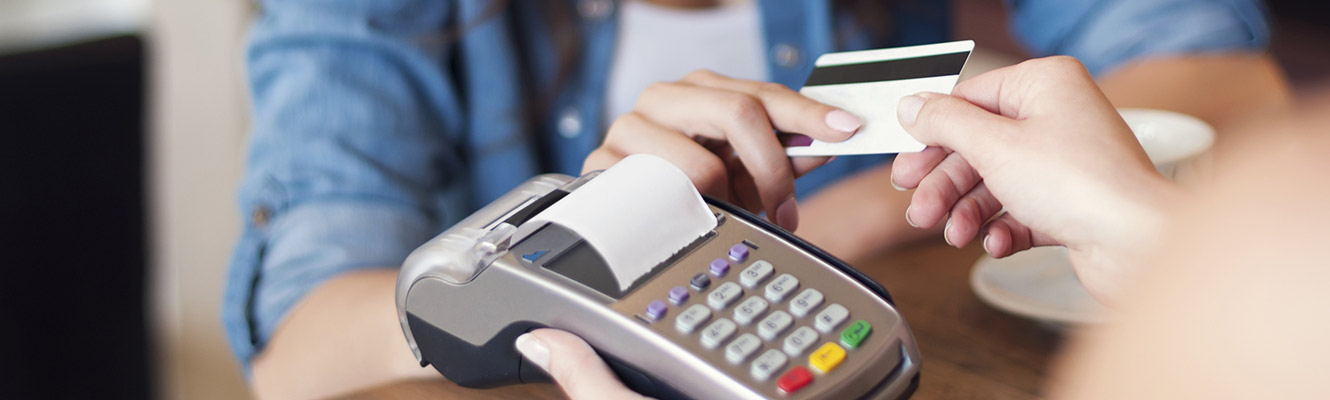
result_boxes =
[786,40,974,156]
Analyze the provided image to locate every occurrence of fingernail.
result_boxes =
[776,196,799,231]
[515,333,550,371]
[905,205,919,228]
[897,95,925,126]
[943,218,955,247]
[781,133,813,147]
[890,176,906,191]
[824,109,862,134]
[982,234,996,255]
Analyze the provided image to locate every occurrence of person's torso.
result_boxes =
[450,0,951,211]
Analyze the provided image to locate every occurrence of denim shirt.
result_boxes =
[224,0,1270,369]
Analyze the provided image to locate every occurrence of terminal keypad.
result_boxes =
[642,239,877,395]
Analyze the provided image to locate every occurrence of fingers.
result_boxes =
[906,151,982,229]
[981,213,1061,258]
[680,69,860,141]
[593,112,731,198]
[516,329,649,400]
[791,156,835,178]
[635,82,799,230]
[891,146,948,190]
[948,55,1096,120]
[583,148,621,173]
[942,183,1003,248]
[897,92,1012,167]
[722,157,766,215]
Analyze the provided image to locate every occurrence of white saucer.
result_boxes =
[970,247,1109,326]
[969,109,1214,327]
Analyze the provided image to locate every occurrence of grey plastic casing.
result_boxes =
[396,173,922,399]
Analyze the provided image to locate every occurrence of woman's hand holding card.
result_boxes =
[585,70,861,231]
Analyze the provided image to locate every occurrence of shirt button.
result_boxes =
[771,43,801,68]
[578,0,613,19]
[251,207,270,227]
[557,107,582,138]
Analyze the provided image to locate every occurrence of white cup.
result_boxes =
[1119,108,1216,180]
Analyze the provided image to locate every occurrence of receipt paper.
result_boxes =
[513,154,717,292]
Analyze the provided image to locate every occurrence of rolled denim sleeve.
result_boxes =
[223,0,469,369]
[1007,0,1272,75]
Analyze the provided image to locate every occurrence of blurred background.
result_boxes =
[0,0,1325,399]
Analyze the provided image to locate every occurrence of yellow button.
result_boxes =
[809,342,846,373]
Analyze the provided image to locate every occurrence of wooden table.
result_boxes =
[346,243,1064,399]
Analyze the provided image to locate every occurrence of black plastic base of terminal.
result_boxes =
[408,312,690,399]
[408,313,548,387]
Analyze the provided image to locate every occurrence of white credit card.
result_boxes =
[785,40,974,156]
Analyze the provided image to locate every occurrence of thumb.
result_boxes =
[897,92,1012,162]
[515,329,651,400]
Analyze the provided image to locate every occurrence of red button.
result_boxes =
[777,365,814,393]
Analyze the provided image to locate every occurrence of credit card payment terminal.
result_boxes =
[396,155,921,399]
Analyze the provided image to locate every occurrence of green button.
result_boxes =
[839,319,872,348]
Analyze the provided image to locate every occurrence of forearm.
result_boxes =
[1098,54,1292,132]
[250,269,437,400]
[796,164,938,263]
[1051,112,1330,399]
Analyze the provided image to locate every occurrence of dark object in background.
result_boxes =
[1268,0,1330,25]
[1267,0,1330,86]
[0,36,150,399]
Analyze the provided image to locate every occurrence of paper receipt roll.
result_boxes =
[512,154,718,292]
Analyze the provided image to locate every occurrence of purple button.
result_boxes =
[710,258,730,276]
[645,300,668,321]
[668,286,690,304]
[729,243,749,262]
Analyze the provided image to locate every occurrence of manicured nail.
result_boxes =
[781,133,813,147]
[943,218,955,247]
[515,333,550,371]
[982,234,996,255]
[776,196,799,231]
[825,109,862,134]
[897,95,925,126]
[905,205,919,228]
[890,176,906,191]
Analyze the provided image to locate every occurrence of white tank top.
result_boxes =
[604,0,769,127]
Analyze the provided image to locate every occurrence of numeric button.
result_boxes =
[707,282,743,310]
[764,273,799,303]
[675,304,712,334]
[789,288,824,318]
[757,310,793,340]
[814,303,849,333]
[700,318,737,349]
[733,296,769,325]
[725,333,762,364]
[739,260,774,288]
[783,326,819,356]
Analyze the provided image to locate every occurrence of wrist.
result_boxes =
[1072,171,1184,301]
